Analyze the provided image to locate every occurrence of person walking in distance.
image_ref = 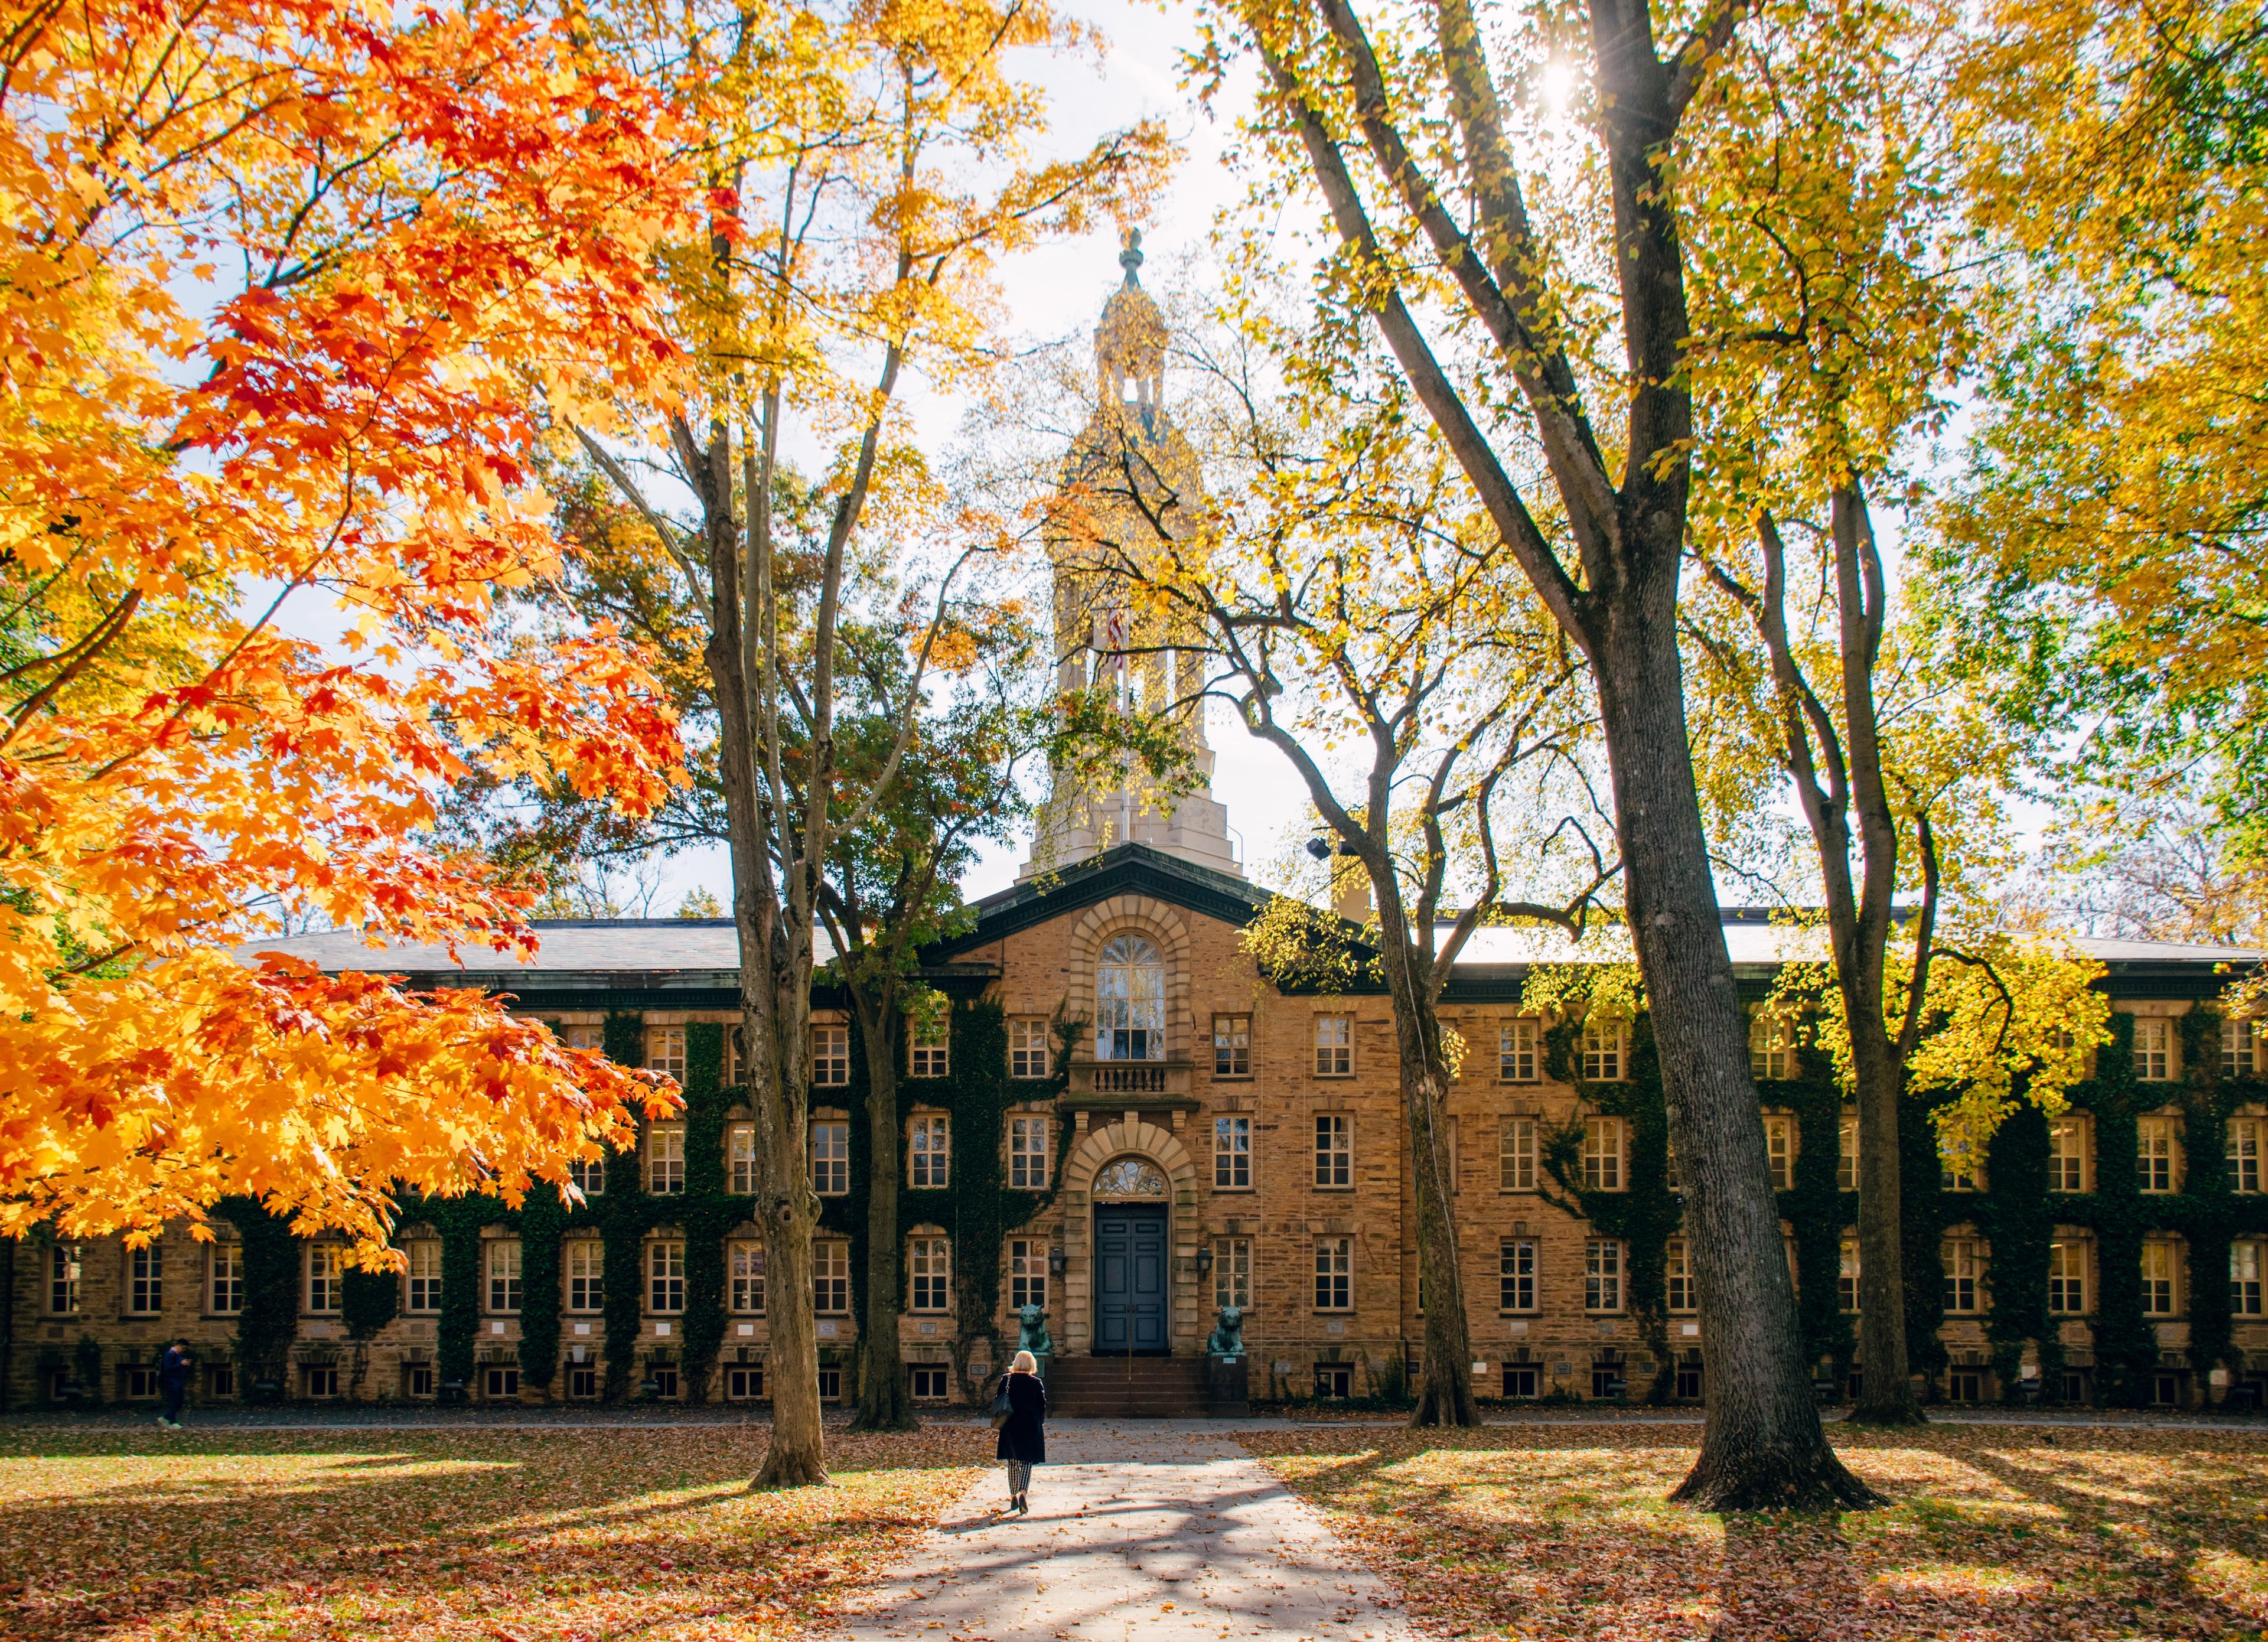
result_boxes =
[994,1350,1046,1514]
[157,1339,191,1430]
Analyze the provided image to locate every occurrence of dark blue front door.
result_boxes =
[1094,1204,1168,1354]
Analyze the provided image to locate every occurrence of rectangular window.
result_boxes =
[727,1122,757,1194]
[1581,1021,1626,1082]
[2138,1117,2179,1193]
[2141,1240,2178,1316]
[908,1113,950,1189]
[50,1244,80,1314]
[1667,1238,1696,1313]
[812,1120,850,1195]
[910,1237,951,1311]
[1314,1113,1352,1187]
[1941,1148,1980,1193]
[2233,1242,2263,1318]
[1313,1236,1352,1309]
[1749,1011,1791,1080]
[2049,1241,2088,1315]
[128,1243,163,1315]
[1582,1116,1625,1191]
[562,1023,605,1051]
[1314,1015,1353,1077]
[566,1365,598,1400]
[569,1151,608,1198]
[646,1025,687,1083]
[2133,1017,2172,1082]
[408,1364,437,1397]
[1009,1115,1052,1190]
[487,1240,523,1314]
[1214,1014,1252,1078]
[1585,1239,1624,1311]
[567,1242,604,1312]
[1764,1115,1795,1192]
[649,1241,685,1313]
[1009,1239,1050,1311]
[2049,1118,2089,1193]
[725,1241,762,1314]
[1942,1237,1982,1314]
[910,1028,950,1079]
[911,1366,949,1402]
[1498,1117,1536,1191]
[649,1124,686,1194]
[814,1240,850,1314]
[1837,1113,1859,1192]
[210,1245,244,1315]
[1009,1018,1051,1080]
[1214,1116,1252,1189]
[1214,1237,1253,1309]
[1839,1238,1860,1313]
[307,1365,341,1398]
[2227,1018,2259,1080]
[402,1242,441,1312]
[2229,1118,2263,1195]
[813,1024,850,1087]
[307,1245,340,1313]
[1498,1019,1539,1083]
[1499,1239,1537,1311]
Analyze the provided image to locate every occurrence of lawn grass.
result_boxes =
[0,1424,988,1640]
[1243,1423,2268,1640]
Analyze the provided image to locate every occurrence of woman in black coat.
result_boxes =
[995,1348,1047,1514]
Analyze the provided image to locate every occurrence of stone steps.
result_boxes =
[1045,1355,1208,1418]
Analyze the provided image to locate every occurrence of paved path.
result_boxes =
[840,1419,1418,1642]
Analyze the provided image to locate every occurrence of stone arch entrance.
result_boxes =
[1059,1118,1201,1357]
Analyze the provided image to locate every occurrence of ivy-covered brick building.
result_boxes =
[2,835,2262,1413]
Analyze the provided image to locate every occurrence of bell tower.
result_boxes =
[1019,233,1240,879]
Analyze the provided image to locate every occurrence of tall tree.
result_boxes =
[1201,0,1876,1501]
[568,0,1166,1484]
[0,0,685,1253]
[1061,309,1612,1427]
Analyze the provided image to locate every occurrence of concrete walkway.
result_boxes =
[840,1419,1418,1642]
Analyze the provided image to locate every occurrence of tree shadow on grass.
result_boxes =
[0,1426,986,1640]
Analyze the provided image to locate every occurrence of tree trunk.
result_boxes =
[850,990,917,1432]
[1847,1028,1921,1423]
[1595,600,1880,1510]
[1376,930,1480,1426]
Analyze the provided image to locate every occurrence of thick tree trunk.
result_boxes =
[1847,1030,1921,1423]
[1376,933,1480,1426]
[1595,603,1880,1510]
[850,992,916,1432]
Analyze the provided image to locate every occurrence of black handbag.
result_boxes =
[989,1376,1013,1430]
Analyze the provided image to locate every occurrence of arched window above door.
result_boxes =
[1095,933,1165,1061]
[1093,1155,1169,1197]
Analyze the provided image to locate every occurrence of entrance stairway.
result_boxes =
[1046,1355,1208,1418]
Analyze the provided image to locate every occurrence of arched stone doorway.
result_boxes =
[1058,1118,1201,1357]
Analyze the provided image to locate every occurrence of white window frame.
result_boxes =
[1213,1236,1252,1310]
[1667,1237,1696,1313]
[306,1244,341,1314]
[812,1023,850,1087]
[812,1119,850,1196]
[405,1240,443,1313]
[2048,1117,2090,1193]
[908,1113,951,1189]
[487,1239,523,1314]
[2138,1116,2180,1193]
[728,1122,757,1194]
[2228,1116,2263,1195]
[2133,1017,2172,1082]
[2233,1241,2263,1318]
[50,1243,82,1314]
[1314,1113,1353,1188]
[1009,1017,1051,1080]
[2140,1239,2179,1317]
[569,1150,608,1198]
[646,1025,687,1083]
[128,1242,163,1315]
[1498,1116,1536,1191]
[649,1240,686,1314]
[1009,1114,1052,1190]
[1581,1020,1627,1082]
[2226,1018,2259,1080]
[1214,1115,1252,1189]
[1213,1014,1252,1078]
[1584,1239,1624,1312]
[1313,1236,1352,1310]
[910,1028,950,1079]
[814,1239,850,1315]
[1314,1015,1353,1077]
[566,1241,604,1312]
[1749,1011,1792,1080]
[728,1240,765,1314]
[1942,1237,1982,1315]
[2048,1240,2087,1315]
[1499,1238,1537,1312]
[1582,1116,1625,1191]
[648,1123,686,1194]
[1498,1019,1539,1083]
[1764,1113,1796,1192]
[1838,1238,1860,1314]
[209,1244,245,1316]
[908,1236,951,1312]
[1837,1113,1859,1192]
[1009,1238,1049,1311]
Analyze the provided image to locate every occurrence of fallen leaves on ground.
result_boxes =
[0,1424,988,1640]
[1243,1423,2268,1640]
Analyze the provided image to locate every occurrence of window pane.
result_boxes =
[1096,935,1166,1061]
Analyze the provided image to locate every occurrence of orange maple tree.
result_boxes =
[0,0,690,1254]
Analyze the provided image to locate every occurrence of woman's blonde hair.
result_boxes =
[1010,1350,1039,1374]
